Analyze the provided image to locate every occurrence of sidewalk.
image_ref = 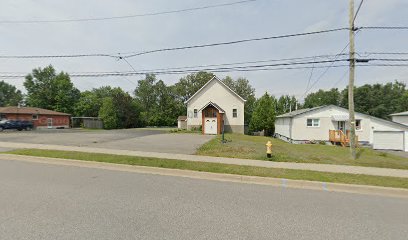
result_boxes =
[1,141,408,178]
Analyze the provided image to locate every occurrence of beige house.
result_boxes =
[185,76,246,134]
[390,111,408,126]
[275,105,408,148]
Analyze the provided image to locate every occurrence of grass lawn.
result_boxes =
[196,134,408,170]
[4,149,408,189]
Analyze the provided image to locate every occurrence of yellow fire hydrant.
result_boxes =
[266,141,273,158]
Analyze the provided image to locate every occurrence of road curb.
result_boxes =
[1,141,408,178]
[1,154,407,199]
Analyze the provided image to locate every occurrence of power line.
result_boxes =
[0,53,117,59]
[2,57,407,78]
[331,70,349,88]
[365,58,408,62]
[301,41,351,98]
[1,62,406,79]
[0,65,347,78]
[118,56,139,87]
[112,53,348,73]
[361,26,408,30]
[363,63,408,67]
[124,28,349,58]
[0,59,349,77]
[305,57,316,91]
[0,0,257,24]
[353,0,364,25]
[2,26,407,60]
[0,62,351,79]
[0,28,349,59]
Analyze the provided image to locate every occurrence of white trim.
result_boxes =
[306,118,320,127]
[232,108,238,118]
[185,76,246,103]
[355,119,362,131]
[198,101,225,113]
[390,111,408,116]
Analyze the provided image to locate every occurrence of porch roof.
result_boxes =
[198,102,225,113]
[331,115,362,121]
[331,115,349,121]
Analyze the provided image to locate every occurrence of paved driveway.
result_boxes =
[0,129,214,154]
[380,150,408,158]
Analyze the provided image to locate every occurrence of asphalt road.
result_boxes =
[0,159,407,240]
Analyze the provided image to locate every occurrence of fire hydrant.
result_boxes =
[266,141,273,158]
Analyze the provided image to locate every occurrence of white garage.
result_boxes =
[373,131,408,152]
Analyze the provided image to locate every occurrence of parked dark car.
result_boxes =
[0,120,34,131]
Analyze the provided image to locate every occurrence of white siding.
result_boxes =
[392,115,408,126]
[291,116,333,141]
[284,105,408,144]
[275,117,291,138]
[186,79,245,132]
[405,131,408,152]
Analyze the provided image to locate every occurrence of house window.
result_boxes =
[0,114,6,120]
[355,119,362,130]
[32,114,39,120]
[193,109,198,118]
[232,109,237,118]
[307,118,320,127]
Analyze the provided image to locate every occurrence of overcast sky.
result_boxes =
[1,0,407,99]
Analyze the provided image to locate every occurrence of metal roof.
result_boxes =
[177,116,187,121]
[185,76,246,104]
[276,106,326,118]
[390,111,408,116]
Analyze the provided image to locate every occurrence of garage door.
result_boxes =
[373,131,405,151]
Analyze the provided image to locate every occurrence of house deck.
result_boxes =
[329,130,358,147]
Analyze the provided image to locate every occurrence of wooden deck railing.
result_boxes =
[329,130,358,147]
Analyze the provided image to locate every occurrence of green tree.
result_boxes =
[340,81,407,119]
[74,91,101,117]
[303,88,341,108]
[111,87,141,128]
[249,93,276,135]
[151,80,184,126]
[222,76,256,125]
[75,86,141,129]
[24,65,80,114]
[0,81,23,107]
[174,71,214,103]
[135,75,186,126]
[99,98,118,129]
[401,91,408,111]
[276,95,299,115]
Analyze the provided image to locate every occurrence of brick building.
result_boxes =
[0,106,70,129]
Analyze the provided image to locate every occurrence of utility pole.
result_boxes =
[348,0,357,159]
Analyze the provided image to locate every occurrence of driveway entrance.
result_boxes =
[0,128,214,154]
